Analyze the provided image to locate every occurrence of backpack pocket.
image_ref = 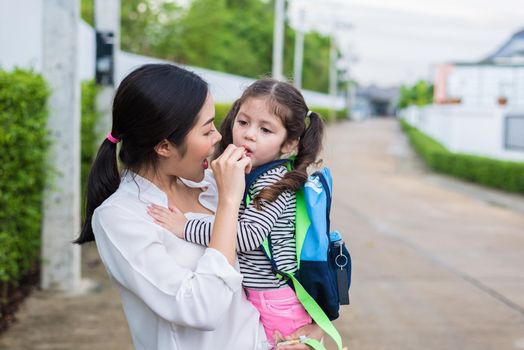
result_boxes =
[329,231,352,306]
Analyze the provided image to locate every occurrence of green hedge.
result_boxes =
[81,80,100,214]
[215,103,231,128]
[400,118,524,194]
[214,103,347,128]
[0,69,50,285]
[312,107,349,123]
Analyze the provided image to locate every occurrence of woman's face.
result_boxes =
[168,94,222,182]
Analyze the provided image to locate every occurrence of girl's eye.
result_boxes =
[237,120,248,126]
[261,128,272,134]
[205,129,215,136]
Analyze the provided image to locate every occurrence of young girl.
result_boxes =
[148,78,324,347]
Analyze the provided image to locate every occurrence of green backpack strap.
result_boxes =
[285,272,343,350]
[252,159,345,350]
[260,247,344,350]
[302,338,326,350]
[294,189,309,269]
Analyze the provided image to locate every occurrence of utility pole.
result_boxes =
[329,36,338,120]
[94,0,120,142]
[293,7,305,89]
[41,0,81,292]
[272,0,285,81]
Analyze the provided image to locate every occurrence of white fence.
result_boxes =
[402,105,524,162]
[116,51,344,109]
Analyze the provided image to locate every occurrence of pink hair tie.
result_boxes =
[107,132,121,144]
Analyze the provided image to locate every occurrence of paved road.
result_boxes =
[325,118,524,350]
[1,118,523,350]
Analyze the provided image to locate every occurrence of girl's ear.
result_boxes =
[154,139,177,158]
[280,138,299,156]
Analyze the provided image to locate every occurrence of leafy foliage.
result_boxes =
[397,80,434,109]
[0,69,49,284]
[81,0,331,92]
[81,81,100,218]
[400,119,524,193]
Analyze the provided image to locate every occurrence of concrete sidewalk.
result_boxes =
[0,243,133,350]
[1,118,523,350]
[325,118,524,350]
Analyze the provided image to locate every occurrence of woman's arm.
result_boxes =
[93,205,242,330]
[93,145,250,330]
[207,144,251,264]
[147,145,253,256]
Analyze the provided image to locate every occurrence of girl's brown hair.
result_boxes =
[215,78,324,209]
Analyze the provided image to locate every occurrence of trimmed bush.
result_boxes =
[0,69,49,286]
[306,106,348,123]
[80,80,100,215]
[215,103,231,128]
[214,103,347,127]
[400,119,524,194]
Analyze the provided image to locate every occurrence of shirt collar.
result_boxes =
[119,171,169,206]
[119,170,211,207]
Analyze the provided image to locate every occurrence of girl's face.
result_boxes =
[161,94,222,182]
[232,97,296,168]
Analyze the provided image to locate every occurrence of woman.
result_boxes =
[75,64,320,349]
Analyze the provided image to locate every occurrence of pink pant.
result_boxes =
[246,286,312,346]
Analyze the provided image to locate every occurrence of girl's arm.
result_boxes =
[183,169,292,252]
[150,166,292,253]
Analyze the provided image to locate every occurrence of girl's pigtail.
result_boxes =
[253,111,324,209]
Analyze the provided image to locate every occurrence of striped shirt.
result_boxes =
[184,165,297,289]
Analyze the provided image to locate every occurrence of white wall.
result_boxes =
[0,0,44,72]
[78,20,96,81]
[0,2,95,81]
[116,51,345,108]
[403,105,524,162]
[447,65,524,108]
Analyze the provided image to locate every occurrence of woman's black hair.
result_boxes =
[75,64,208,244]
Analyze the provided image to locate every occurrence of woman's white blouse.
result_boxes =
[92,171,267,350]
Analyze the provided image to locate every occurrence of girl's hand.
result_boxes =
[147,204,186,238]
[274,323,325,350]
[211,144,252,206]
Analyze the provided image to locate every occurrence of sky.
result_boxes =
[288,0,524,87]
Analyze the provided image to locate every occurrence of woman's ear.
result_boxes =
[154,139,176,158]
[280,138,299,156]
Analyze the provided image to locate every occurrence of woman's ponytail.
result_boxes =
[74,139,120,244]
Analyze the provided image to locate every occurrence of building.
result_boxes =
[404,28,524,162]
[434,29,524,108]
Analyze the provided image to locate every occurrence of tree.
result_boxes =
[81,0,332,92]
[397,80,434,109]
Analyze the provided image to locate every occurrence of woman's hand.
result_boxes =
[208,144,251,265]
[147,204,186,238]
[211,144,252,206]
[274,323,324,350]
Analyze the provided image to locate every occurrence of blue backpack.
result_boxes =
[245,159,351,350]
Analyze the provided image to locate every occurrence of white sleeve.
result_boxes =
[92,205,243,331]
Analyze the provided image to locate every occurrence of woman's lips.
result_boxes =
[202,159,209,169]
